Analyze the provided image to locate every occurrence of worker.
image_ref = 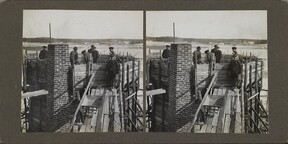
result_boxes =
[105,48,120,89]
[88,45,99,63]
[70,47,79,65]
[228,47,242,88]
[162,45,171,59]
[204,50,213,64]
[193,46,202,64]
[109,47,116,59]
[81,50,90,64]
[211,45,222,63]
[39,46,49,59]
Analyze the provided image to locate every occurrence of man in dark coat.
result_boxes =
[193,46,202,64]
[106,51,120,89]
[81,50,90,64]
[88,45,99,63]
[211,45,222,63]
[205,50,213,64]
[39,46,49,59]
[228,47,242,88]
[70,47,79,65]
[162,45,170,59]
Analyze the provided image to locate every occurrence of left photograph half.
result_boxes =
[21,10,144,133]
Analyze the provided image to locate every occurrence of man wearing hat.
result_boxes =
[106,46,119,89]
[70,47,79,65]
[205,50,213,64]
[162,45,171,59]
[193,46,202,64]
[81,50,90,64]
[88,45,99,63]
[39,46,49,59]
[211,45,222,63]
[109,47,116,60]
[228,46,242,88]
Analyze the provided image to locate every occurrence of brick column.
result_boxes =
[46,44,71,131]
[168,44,193,131]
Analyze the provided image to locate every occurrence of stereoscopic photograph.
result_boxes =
[145,11,268,133]
[21,10,143,132]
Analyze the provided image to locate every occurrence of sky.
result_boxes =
[23,10,143,39]
[147,11,267,40]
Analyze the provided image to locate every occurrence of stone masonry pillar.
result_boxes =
[46,44,71,131]
[168,43,193,131]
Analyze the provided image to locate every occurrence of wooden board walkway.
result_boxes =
[72,88,121,133]
[194,87,242,133]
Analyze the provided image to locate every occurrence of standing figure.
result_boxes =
[88,45,99,63]
[106,47,119,89]
[39,46,49,59]
[70,47,79,65]
[193,46,202,64]
[162,45,171,59]
[211,45,222,63]
[228,47,242,88]
[205,50,213,64]
[81,50,90,64]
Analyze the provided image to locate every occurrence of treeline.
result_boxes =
[146,36,267,44]
[23,37,143,45]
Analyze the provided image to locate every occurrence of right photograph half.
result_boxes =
[145,11,268,133]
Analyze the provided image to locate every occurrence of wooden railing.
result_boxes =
[68,73,95,132]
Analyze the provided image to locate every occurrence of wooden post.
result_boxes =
[240,64,245,133]
[126,64,130,131]
[249,64,253,132]
[121,61,126,131]
[194,57,198,99]
[119,83,124,132]
[260,61,264,88]
[158,61,164,131]
[254,58,259,132]
[132,59,136,131]
[138,60,141,89]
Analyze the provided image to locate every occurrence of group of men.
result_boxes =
[192,45,223,64]
[38,45,119,87]
[162,44,225,63]
[162,44,242,88]
[38,44,101,64]
[70,45,100,65]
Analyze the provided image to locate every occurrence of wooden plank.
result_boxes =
[68,73,95,132]
[85,117,92,125]
[193,124,201,133]
[91,109,98,127]
[213,89,219,95]
[73,125,79,132]
[102,115,110,132]
[146,89,166,96]
[216,107,225,133]
[188,73,218,131]
[203,95,224,107]
[22,90,48,99]
[79,125,86,132]
[90,126,96,132]
[224,94,232,115]
[85,125,92,132]
[200,124,207,133]
[212,109,220,127]
[223,115,231,133]
[211,126,217,133]
[234,112,242,133]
